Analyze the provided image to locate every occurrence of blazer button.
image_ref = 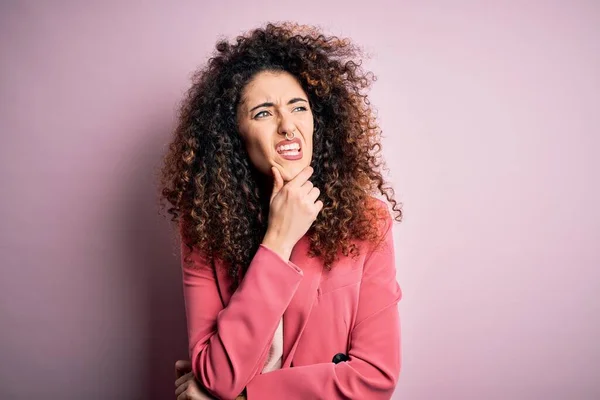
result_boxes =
[332,353,350,364]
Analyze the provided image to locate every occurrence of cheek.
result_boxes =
[253,138,272,156]
[303,129,314,153]
[245,135,272,162]
[304,119,315,141]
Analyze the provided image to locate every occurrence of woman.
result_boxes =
[158,22,403,400]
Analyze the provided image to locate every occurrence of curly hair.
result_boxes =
[157,22,402,288]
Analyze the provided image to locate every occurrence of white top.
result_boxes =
[261,318,283,373]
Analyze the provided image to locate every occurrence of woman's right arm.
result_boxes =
[183,166,322,399]
[182,240,303,400]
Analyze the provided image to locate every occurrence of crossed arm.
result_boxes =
[179,212,401,399]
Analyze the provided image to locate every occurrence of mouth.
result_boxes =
[275,137,303,160]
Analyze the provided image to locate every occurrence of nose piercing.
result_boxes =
[285,130,295,141]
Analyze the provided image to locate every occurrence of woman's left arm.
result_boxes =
[244,212,402,399]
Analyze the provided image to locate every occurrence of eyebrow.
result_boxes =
[248,97,308,113]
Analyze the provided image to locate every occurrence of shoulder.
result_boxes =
[178,219,215,272]
[356,196,393,260]
[364,196,393,235]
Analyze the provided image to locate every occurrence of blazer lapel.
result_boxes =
[214,238,323,368]
[281,236,323,368]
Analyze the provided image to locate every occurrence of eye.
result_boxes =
[253,110,271,119]
[293,106,308,112]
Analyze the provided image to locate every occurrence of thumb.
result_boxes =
[175,360,192,378]
[270,166,284,200]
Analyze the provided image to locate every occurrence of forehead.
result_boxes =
[240,71,307,104]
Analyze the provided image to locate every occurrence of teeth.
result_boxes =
[276,143,300,153]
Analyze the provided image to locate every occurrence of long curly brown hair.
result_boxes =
[157,22,402,288]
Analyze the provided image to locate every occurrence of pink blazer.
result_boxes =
[181,199,402,399]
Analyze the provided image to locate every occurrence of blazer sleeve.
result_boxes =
[181,235,304,400]
[245,212,402,399]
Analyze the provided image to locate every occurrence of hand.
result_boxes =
[262,166,323,260]
[175,360,246,399]
[174,360,215,400]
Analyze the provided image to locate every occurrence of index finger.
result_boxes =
[285,166,314,189]
[175,371,194,387]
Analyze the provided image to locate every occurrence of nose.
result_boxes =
[277,113,297,138]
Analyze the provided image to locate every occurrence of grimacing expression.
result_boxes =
[236,71,314,183]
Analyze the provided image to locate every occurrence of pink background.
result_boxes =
[1,1,598,399]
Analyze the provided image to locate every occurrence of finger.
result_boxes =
[300,179,314,195]
[270,166,285,200]
[187,382,214,400]
[175,371,194,387]
[175,379,190,397]
[177,392,188,400]
[177,379,214,400]
[307,186,320,203]
[177,390,190,400]
[315,200,324,213]
[286,166,314,189]
[175,360,192,378]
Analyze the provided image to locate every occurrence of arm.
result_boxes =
[181,232,304,400]
[244,212,402,399]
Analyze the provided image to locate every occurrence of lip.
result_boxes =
[275,137,303,161]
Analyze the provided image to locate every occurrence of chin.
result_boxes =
[281,164,307,181]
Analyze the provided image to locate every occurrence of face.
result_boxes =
[236,70,314,183]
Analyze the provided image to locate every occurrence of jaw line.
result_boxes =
[270,162,290,182]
